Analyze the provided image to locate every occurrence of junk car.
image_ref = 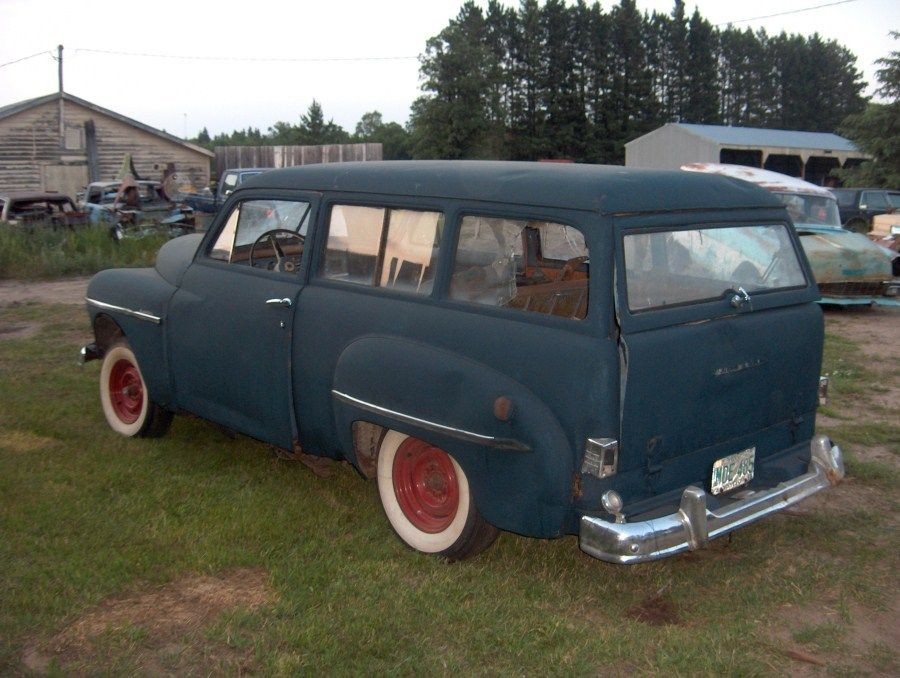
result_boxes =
[80,161,844,564]
[79,179,195,236]
[0,192,87,229]
[682,164,900,307]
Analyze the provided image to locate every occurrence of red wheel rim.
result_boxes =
[392,438,460,533]
[108,358,143,424]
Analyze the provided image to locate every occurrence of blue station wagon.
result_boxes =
[80,161,844,563]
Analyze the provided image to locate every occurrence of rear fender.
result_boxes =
[331,336,573,538]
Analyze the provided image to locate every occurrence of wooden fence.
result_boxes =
[213,143,381,175]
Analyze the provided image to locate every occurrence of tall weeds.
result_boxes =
[0,225,167,279]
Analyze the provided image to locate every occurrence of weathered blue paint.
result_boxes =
[84,161,831,542]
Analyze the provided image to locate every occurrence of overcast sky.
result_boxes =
[0,0,897,138]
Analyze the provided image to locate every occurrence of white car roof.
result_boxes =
[681,163,834,198]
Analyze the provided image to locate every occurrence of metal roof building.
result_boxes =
[625,123,869,186]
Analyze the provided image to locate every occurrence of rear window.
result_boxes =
[623,224,806,312]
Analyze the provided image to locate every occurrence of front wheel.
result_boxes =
[376,431,498,560]
[99,341,172,438]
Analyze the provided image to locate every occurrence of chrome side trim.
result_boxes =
[331,389,531,452]
[579,435,844,564]
[85,297,162,325]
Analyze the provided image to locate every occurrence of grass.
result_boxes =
[0,303,897,674]
[0,224,167,280]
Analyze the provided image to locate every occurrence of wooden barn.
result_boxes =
[0,92,213,198]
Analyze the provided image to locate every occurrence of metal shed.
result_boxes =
[0,92,213,199]
[625,123,869,186]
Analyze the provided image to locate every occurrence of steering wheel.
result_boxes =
[555,256,589,282]
[249,229,304,272]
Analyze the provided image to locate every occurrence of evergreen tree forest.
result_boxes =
[196,1,869,166]
[409,0,867,163]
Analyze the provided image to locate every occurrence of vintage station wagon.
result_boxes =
[80,161,844,563]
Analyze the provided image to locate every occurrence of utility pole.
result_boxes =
[57,44,64,148]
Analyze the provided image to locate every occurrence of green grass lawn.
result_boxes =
[0,303,897,675]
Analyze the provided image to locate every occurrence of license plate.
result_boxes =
[710,447,755,495]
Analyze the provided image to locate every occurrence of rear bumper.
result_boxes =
[579,435,844,564]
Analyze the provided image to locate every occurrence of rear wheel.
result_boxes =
[99,341,172,438]
[376,431,498,560]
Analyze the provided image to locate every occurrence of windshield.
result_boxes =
[624,224,807,312]
[775,192,841,226]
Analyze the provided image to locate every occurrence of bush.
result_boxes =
[0,224,168,280]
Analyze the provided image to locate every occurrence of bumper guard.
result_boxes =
[579,435,844,564]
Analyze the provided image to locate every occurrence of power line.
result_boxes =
[715,0,859,26]
[0,50,53,69]
[74,48,418,63]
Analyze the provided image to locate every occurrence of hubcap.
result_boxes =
[108,359,143,424]
[392,438,460,533]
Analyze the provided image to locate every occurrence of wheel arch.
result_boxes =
[331,336,575,538]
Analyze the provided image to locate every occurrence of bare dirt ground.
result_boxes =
[0,276,91,307]
[22,568,271,675]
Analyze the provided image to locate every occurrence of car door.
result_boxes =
[613,212,822,500]
[166,191,317,450]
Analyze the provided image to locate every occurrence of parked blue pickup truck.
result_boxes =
[181,168,269,214]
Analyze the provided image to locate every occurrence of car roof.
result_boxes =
[238,160,781,215]
[680,163,834,199]
[0,191,74,202]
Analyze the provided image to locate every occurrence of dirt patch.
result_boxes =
[823,306,900,361]
[769,595,899,675]
[0,276,90,307]
[0,430,60,453]
[22,568,271,675]
[625,594,681,626]
[0,320,41,340]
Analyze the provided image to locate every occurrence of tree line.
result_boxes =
[195,0,868,167]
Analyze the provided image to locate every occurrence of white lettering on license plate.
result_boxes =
[710,447,756,495]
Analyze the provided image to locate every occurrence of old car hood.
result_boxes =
[797,228,892,283]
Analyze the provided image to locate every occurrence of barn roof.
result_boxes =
[659,123,860,153]
[0,92,214,158]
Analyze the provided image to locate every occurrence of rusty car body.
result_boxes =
[80,161,844,564]
[0,191,88,229]
[682,164,900,307]
[79,180,195,236]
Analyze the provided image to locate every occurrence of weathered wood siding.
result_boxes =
[214,143,381,176]
[0,99,210,193]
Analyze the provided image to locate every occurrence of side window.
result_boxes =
[449,215,589,320]
[209,199,311,273]
[322,204,442,295]
[862,191,888,210]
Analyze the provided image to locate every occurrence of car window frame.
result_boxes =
[613,208,819,334]
[311,194,449,300]
[445,209,593,322]
[196,187,321,283]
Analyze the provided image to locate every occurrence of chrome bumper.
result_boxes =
[579,435,844,564]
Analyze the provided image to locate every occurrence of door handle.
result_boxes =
[265,297,292,308]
